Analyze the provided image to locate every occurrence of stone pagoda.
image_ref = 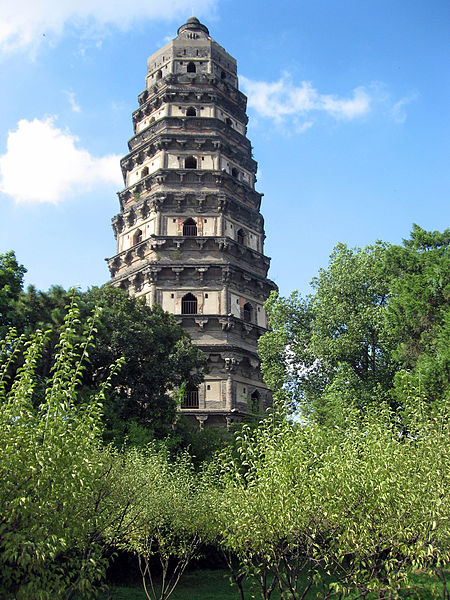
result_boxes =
[108,16,277,428]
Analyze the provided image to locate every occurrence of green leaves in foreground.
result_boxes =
[210,396,450,599]
[0,298,123,599]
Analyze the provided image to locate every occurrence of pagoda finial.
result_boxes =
[177,15,209,36]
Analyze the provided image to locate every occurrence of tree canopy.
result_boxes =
[259,225,449,422]
[10,284,207,444]
[0,251,26,337]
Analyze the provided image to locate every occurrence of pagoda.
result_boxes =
[108,16,277,427]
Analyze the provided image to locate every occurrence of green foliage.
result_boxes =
[166,415,235,466]
[210,397,450,599]
[84,286,206,443]
[0,250,26,336]
[118,446,211,600]
[384,224,450,404]
[260,225,449,421]
[260,242,393,420]
[0,297,128,599]
[11,284,207,444]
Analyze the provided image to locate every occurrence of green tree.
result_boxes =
[384,224,450,404]
[82,286,206,443]
[260,226,449,421]
[11,285,207,444]
[0,298,135,599]
[119,446,209,600]
[260,242,393,420]
[0,251,26,336]
[212,399,450,599]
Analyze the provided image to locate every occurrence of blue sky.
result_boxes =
[0,0,448,297]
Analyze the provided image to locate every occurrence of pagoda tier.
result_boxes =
[108,16,277,427]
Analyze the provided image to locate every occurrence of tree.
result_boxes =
[260,226,449,422]
[384,224,450,404]
[260,242,393,420]
[82,286,207,443]
[0,298,136,599]
[0,251,26,336]
[11,284,207,444]
[211,399,450,599]
[119,446,209,600]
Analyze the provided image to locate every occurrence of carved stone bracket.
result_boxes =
[195,238,207,249]
[249,357,260,369]
[148,237,166,251]
[171,267,184,281]
[138,201,149,219]
[219,317,234,331]
[221,267,232,283]
[126,210,136,227]
[132,274,144,292]
[196,267,208,281]
[194,318,209,329]
[145,266,161,283]
[216,238,229,251]
[174,238,185,250]
[221,352,242,372]
[195,415,208,430]
[217,197,228,212]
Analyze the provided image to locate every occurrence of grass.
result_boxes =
[100,568,448,600]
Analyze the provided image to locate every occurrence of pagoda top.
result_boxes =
[177,16,210,37]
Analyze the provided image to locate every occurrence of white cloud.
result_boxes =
[0,117,122,204]
[0,0,217,54]
[391,93,418,124]
[62,90,81,113]
[240,73,372,127]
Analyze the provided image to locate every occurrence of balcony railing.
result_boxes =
[182,390,199,409]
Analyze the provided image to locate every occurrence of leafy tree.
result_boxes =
[260,225,449,421]
[212,398,450,599]
[0,251,26,336]
[260,242,393,420]
[11,284,207,444]
[119,446,210,600]
[384,224,450,404]
[0,298,136,599]
[82,286,206,443]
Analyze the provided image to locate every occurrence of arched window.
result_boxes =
[250,390,260,413]
[187,62,196,73]
[221,70,226,80]
[243,302,252,323]
[231,167,238,178]
[184,155,197,169]
[182,384,199,408]
[237,228,245,245]
[156,69,162,80]
[141,166,149,178]
[133,229,143,245]
[183,218,197,236]
[186,106,196,117]
[225,117,232,126]
[182,293,198,315]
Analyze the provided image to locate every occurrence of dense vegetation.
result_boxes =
[0,224,448,599]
